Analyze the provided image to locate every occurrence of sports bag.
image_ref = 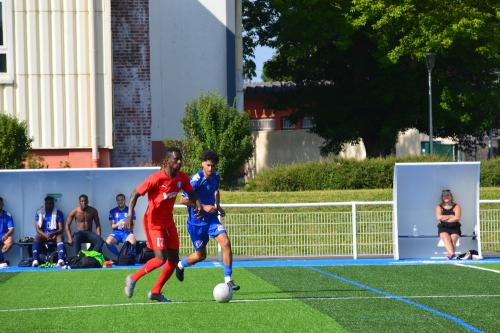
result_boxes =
[117,241,136,266]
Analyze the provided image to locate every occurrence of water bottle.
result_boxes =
[412,224,418,237]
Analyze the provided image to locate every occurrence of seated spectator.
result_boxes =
[105,193,137,259]
[0,197,14,268]
[32,196,65,267]
[65,194,104,254]
[435,189,462,259]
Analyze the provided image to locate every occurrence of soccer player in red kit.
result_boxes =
[124,147,201,302]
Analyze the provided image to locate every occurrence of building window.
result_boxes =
[281,117,295,130]
[302,116,314,129]
[0,0,13,84]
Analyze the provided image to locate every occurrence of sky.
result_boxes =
[251,45,275,83]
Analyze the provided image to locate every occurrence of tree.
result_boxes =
[243,0,499,156]
[180,93,254,186]
[0,113,32,168]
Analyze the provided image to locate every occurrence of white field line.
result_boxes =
[455,263,500,274]
[1,294,500,313]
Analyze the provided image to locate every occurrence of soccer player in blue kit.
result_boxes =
[176,150,240,291]
[32,196,65,267]
[0,197,14,268]
[105,193,136,258]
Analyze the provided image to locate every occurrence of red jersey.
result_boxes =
[136,170,193,229]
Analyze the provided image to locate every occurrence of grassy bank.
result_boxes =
[218,187,500,204]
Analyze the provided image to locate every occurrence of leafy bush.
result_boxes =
[167,93,254,186]
[481,158,500,187]
[244,155,500,191]
[0,113,32,169]
[26,153,48,169]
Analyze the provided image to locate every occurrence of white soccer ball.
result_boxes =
[213,282,233,303]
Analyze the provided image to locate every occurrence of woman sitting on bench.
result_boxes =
[435,189,462,260]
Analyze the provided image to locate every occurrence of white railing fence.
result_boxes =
[173,200,500,259]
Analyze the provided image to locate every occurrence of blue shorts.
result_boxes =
[187,223,227,251]
[108,230,133,244]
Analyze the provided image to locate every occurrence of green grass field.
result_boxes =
[1,263,499,332]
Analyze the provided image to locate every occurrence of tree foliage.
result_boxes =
[180,93,254,186]
[243,0,499,156]
[0,113,32,168]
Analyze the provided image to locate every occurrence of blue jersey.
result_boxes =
[109,206,135,231]
[0,210,14,236]
[35,209,64,232]
[184,170,220,226]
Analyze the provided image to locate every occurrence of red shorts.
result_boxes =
[144,223,179,251]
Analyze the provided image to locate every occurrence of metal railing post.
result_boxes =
[352,202,358,259]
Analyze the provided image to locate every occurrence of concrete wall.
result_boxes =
[149,0,236,142]
[0,0,113,149]
[246,129,366,178]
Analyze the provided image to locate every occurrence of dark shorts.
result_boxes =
[437,222,462,236]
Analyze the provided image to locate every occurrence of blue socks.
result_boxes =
[180,257,190,268]
[224,264,232,278]
[57,242,65,260]
[32,241,40,261]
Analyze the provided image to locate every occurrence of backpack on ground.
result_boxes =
[67,250,104,268]
[117,241,136,266]
[136,241,155,264]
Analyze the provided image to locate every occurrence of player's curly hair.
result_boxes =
[200,150,219,164]
[161,147,182,168]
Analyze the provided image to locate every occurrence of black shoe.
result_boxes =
[148,292,172,303]
[175,266,184,282]
[227,280,240,291]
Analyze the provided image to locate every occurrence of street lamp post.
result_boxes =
[425,52,436,155]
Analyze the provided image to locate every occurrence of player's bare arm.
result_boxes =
[186,190,203,218]
[125,190,141,230]
[53,221,64,238]
[2,227,13,242]
[35,220,49,240]
[65,208,77,244]
[93,208,101,236]
[180,196,195,208]
[215,190,225,217]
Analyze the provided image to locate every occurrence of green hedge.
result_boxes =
[246,156,500,191]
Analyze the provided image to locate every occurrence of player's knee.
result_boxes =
[219,237,231,250]
[164,249,179,262]
[3,241,12,251]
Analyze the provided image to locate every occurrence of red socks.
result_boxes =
[151,259,178,294]
[131,257,164,282]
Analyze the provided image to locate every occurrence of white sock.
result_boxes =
[177,261,184,269]
[224,276,231,283]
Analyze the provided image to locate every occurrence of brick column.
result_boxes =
[111,0,151,166]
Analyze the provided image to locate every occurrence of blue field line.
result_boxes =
[1,257,499,273]
[305,266,484,333]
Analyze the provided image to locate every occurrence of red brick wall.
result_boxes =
[111,0,151,166]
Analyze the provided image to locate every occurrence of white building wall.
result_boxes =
[0,0,113,149]
[246,129,366,178]
[149,0,234,141]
